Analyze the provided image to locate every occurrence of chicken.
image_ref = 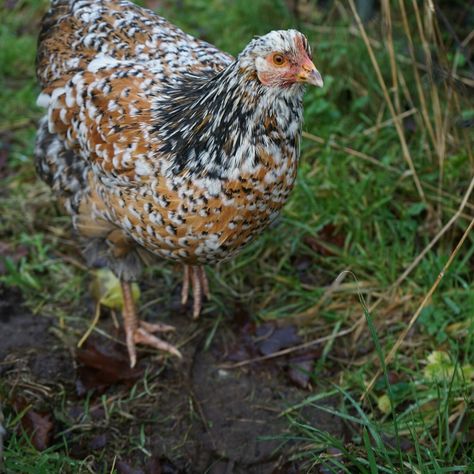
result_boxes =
[35,0,323,367]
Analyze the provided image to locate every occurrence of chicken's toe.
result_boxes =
[134,328,182,359]
[139,320,175,333]
[121,280,181,367]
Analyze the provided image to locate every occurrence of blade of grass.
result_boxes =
[362,428,379,474]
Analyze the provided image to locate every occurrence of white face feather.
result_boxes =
[239,30,311,69]
[241,30,310,59]
[237,29,314,90]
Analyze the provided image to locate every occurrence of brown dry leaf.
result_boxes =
[256,323,301,356]
[288,358,314,389]
[304,224,345,256]
[75,338,143,396]
[89,433,107,451]
[13,398,54,451]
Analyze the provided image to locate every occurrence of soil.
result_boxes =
[0,285,342,473]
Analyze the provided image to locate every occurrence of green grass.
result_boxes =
[1,0,473,472]
[3,434,84,474]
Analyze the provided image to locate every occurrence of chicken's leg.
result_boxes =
[181,265,210,319]
[121,280,182,367]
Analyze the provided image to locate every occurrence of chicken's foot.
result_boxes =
[181,265,210,319]
[121,280,182,367]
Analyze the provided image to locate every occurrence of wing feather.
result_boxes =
[37,0,234,184]
[37,0,232,86]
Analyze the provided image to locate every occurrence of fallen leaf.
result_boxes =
[75,338,143,396]
[446,321,470,337]
[89,433,107,450]
[288,358,314,389]
[90,268,140,311]
[256,323,301,356]
[386,371,401,385]
[304,224,345,256]
[377,394,392,414]
[13,398,53,451]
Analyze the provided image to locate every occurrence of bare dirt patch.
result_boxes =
[0,285,342,472]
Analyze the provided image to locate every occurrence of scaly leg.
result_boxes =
[181,265,210,319]
[121,280,182,367]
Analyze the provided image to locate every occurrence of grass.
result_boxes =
[0,0,473,472]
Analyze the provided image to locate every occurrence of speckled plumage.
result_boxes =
[35,0,325,365]
[35,0,317,284]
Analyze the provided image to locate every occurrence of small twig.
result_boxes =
[362,215,474,400]
[219,325,356,369]
[302,131,400,173]
[110,456,118,474]
[0,118,35,134]
[52,251,89,271]
[462,29,474,48]
[362,108,417,136]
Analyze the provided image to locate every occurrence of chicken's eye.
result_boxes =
[272,54,286,66]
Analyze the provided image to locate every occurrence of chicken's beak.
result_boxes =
[296,59,324,87]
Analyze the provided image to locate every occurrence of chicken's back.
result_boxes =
[37,0,232,88]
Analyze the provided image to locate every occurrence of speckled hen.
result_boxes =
[35,0,323,367]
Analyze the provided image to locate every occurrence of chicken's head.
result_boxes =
[240,30,323,89]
